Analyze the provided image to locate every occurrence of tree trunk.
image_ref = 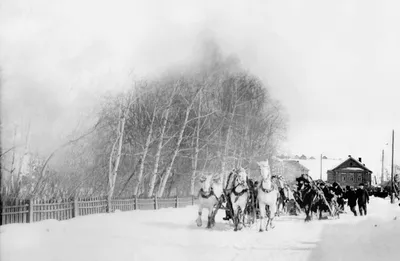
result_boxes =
[221,83,239,186]
[239,123,249,168]
[221,112,235,186]
[147,105,172,197]
[10,126,17,193]
[108,104,127,202]
[190,92,202,196]
[16,122,31,197]
[133,107,156,196]
[158,87,202,197]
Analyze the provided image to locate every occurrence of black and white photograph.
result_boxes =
[1,0,399,260]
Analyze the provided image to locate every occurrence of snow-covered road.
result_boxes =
[1,197,399,261]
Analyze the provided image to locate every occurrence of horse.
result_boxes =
[296,176,337,222]
[224,168,249,231]
[196,174,224,228]
[295,174,322,222]
[316,182,339,219]
[256,160,283,232]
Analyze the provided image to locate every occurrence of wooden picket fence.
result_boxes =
[0,196,196,226]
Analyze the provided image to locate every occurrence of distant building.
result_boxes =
[269,159,309,185]
[300,155,307,160]
[248,157,309,185]
[327,156,373,187]
[281,160,309,184]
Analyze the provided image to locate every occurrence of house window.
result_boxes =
[357,173,362,183]
[342,173,346,182]
[349,173,354,183]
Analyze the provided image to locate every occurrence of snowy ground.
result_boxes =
[1,197,400,261]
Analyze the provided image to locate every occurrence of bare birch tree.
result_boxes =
[147,86,176,197]
[133,106,156,196]
[108,92,133,203]
[190,91,202,195]
[157,84,203,197]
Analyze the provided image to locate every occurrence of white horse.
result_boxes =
[257,160,283,232]
[196,174,223,228]
[225,168,249,231]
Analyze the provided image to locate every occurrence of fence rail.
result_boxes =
[0,196,197,226]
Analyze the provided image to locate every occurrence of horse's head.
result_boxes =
[257,160,271,180]
[234,167,248,187]
[273,175,285,188]
[199,174,213,193]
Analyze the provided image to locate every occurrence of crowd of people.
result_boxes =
[343,183,370,216]
[315,181,370,217]
[293,174,372,219]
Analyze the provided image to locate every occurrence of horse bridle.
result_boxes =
[199,187,219,200]
[232,170,248,196]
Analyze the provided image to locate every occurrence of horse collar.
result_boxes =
[200,188,215,199]
[260,179,275,193]
[232,179,248,195]
[233,187,248,197]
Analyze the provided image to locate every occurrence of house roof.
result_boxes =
[340,167,365,172]
[298,159,342,180]
[283,160,309,171]
[330,156,373,173]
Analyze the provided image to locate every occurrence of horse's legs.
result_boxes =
[242,207,247,228]
[268,203,277,230]
[276,200,281,217]
[283,200,287,214]
[236,207,243,231]
[233,206,238,231]
[304,205,311,222]
[209,199,221,227]
[258,203,266,232]
[207,207,213,228]
[265,206,271,230]
[196,207,203,227]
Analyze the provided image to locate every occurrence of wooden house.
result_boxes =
[327,156,373,187]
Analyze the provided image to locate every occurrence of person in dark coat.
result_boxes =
[332,182,345,211]
[344,185,358,216]
[319,183,334,203]
[356,183,370,216]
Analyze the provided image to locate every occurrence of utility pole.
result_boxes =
[381,149,384,184]
[391,130,395,204]
[320,154,322,180]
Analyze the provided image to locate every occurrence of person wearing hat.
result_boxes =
[356,183,370,216]
[344,185,358,216]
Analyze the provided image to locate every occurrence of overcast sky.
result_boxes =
[1,0,399,174]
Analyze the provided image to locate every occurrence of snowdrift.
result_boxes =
[1,198,399,261]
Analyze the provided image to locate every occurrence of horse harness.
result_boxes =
[199,188,219,201]
[260,177,279,193]
[231,180,249,203]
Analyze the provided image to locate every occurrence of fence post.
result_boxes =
[73,198,79,218]
[107,196,112,213]
[154,196,158,210]
[192,195,194,205]
[175,195,179,208]
[134,196,138,210]
[28,199,34,223]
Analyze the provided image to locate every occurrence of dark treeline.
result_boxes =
[1,42,287,200]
